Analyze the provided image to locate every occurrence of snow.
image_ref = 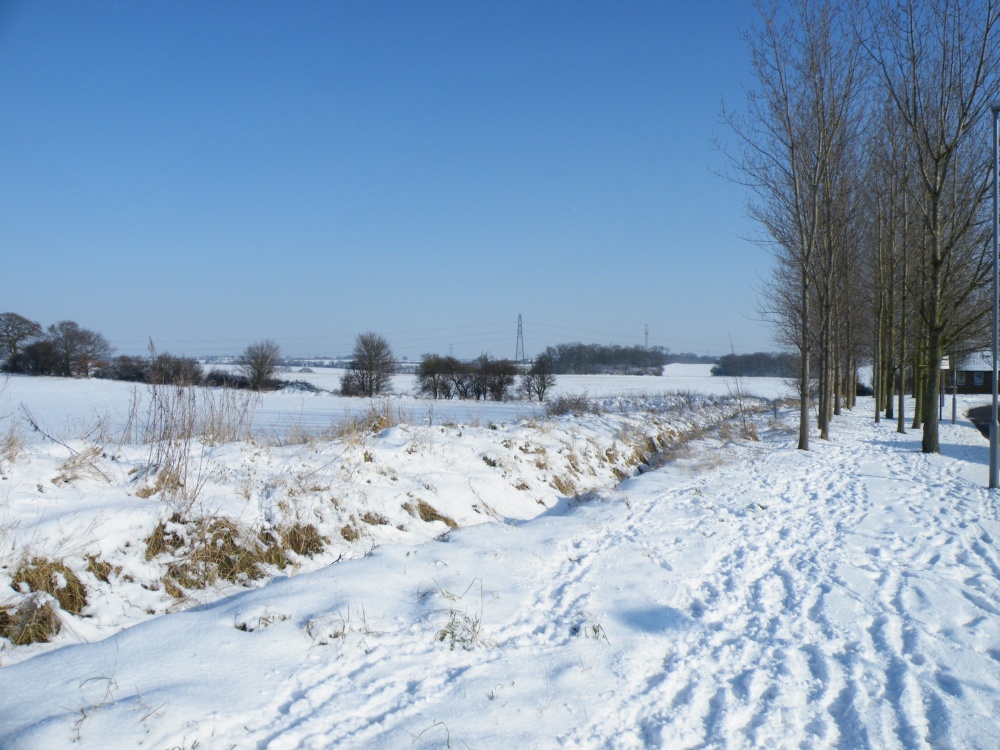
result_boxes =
[2,373,1000,748]
[3,364,788,443]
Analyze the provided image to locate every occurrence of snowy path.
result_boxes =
[3,403,1000,748]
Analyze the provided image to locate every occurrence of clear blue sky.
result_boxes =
[0,0,771,360]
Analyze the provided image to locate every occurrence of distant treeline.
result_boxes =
[711,352,798,378]
[538,343,669,375]
[668,352,718,365]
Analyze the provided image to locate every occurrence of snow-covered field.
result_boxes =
[2,370,1000,748]
[5,363,775,440]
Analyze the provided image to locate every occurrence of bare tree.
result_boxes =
[150,353,204,386]
[481,356,518,401]
[0,312,43,367]
[521,355,557,402]
[47,320,113,377]
[341,332,395,397]
[238,339,281,391]
[724,0,865,449]
[417,354,455,399]
[863,0,1000,452]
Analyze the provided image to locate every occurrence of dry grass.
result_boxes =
[282,523,325,557]
[256,529,289,569]
[545,394,603,417]
[121,385,259,447]
[165,518,269,590]
[12,557,88,615]
[432,580,492,650]
[86,555,115,584]
[120,385,260,507]
[361,512,389,526]
[135,468,184,498]
[0,597,61,645]
[0,422,24,472]
[281,421,320,446]
[53,445,111,485]
[333,400,412,443]
[144,516,185,560]
[340,524,360,542]
[717,421,759,442]
[550,474,577,496]
[144,515,311,594]
[416,500,457,529]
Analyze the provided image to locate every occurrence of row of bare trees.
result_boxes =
[727,0,999,453]
[0,313,114,378]
[417,353,556,402]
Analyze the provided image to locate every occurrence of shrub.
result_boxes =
[711,352,799,378]
[149,354,204,386]
[545,394,601,416]
[95,354,149,382]
[12,339,58,375]
[204,368,251,389]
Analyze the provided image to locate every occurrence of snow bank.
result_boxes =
[3,384,996,748]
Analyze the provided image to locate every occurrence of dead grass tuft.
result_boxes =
[340,524,360,542]
[256,529,289,568]
[86,555,115,584]
[282,523,325,557]
[12,557,88,615]
[334,400,411,442]
[0,422,24,471]
[166,518,269,590]
[551,474,577,496]
[545,394,603,417]
[361,512,389,526]
[416,500,457,529]
[54,445,111,485]
[135,468,183,498]
[147,516,294,593]
[144,516,185,560]
[0,597,61,645]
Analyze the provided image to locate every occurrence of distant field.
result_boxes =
[1,364,792,441]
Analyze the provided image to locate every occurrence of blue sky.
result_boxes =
[0,1,771,359]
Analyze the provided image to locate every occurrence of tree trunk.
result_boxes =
[798,268,810,450]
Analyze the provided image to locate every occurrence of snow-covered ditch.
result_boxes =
[0,382,752,662]
[2,379,1000,748]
